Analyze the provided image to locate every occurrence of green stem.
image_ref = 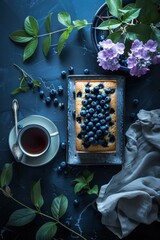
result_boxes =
[37,27,68,38]
[0,188,87,240]
[13,64,35,82]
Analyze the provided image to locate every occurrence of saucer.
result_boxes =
[9,115,60,167]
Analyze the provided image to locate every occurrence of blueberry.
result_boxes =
[84,68,90,74]
[86,104,91,109]
[101,93,107,99]
[80,110,86,117]
[76,116,81,123]
[60,161,67,169]
[96,105,101,112]
[85,93,90,99]
[84,118,89,124]
[61,142,66,149]
[104,104,110,110]
[39,90,44,98]
[73,199,80,207]
[133,98,139,106]
[92,126,97,132]
[93,113,98,118]
[88,108,95,114]
[96,129,103,136]
[59,103,65,109]
[80,123,86,129]
[53,98,59,106]
[97,94,102,101]
[100,99,105,106]
[57,165,62,173]
[82,99,88,106]
[45,96,52,105]
[98,113,104,119]
[89,137,96,144]
[96,122,101,129]
[100,119,106,125]
[91,94,96,100]
[77,91,82,98]
[102,141,108,147]
[57,86,63,95]
[27,80,33,88]
[61,70,67,78]
[106,116,111,122]
[110,88,115,94]
[88,98,92,103]
[93,86,99,93]
[92,117,99,123]
[98,83,104,89]
[86,113,91,119]
[100,125,107,132]
[105,96,111,103]
[84,134,89,140]
[50,89,57,98]
[104,88,111,94]
[68,66,74,74]
[88,121,94,128]
[88,131,94,137]
[91,101,97,108]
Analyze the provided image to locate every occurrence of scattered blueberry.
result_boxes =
[61,142,66,149]
[68,66,74,74]
[27,80,33,88]
[59,103,65,109]
[50,89,57,98]
[133,98,139,106]
[45,96,52,105]
[57,165,62,173]
[53,98,59,106]
[84,68,90,74]
[61,70,67,78]
[39,90,44,98]
[73,199,80,207]
[57,86,63,95]
[60,161,67,169]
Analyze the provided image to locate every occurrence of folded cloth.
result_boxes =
[96,109,160,238]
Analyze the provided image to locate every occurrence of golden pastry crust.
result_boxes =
[75,80,117,152]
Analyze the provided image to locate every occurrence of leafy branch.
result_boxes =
[0,163,87,240]
[11,64,40,95]
[9,12,90,61]
[74,169,99,195]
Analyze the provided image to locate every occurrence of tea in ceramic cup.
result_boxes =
[18,124,58,157]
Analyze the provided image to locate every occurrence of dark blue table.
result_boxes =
[0,0,160,240]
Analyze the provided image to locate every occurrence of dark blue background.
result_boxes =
[0,0,160,239]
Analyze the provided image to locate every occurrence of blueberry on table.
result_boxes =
[39,90,44,98]
[53,98,59,106]
[27,80,33,88]
[133,98,139,106]
[61,70,67,78]
[57,165,62,173]
[57,86,63,95]
[59,103,65,109]
[84,68,90,74]
[73,199,80,207]
[61,142,66,149]
[60,161,67,169]
[68,66,74,74]
[45,96,51,105]
[50,89,57,98]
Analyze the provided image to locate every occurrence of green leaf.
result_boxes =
[33,80,41,87]
[106,0,122,18]
[86,172,94,184]
[24,16,39,36]
[151,27,160,50]
[7,208,36,226]
[42,34,51,57]
[23,38,38,61]
[31,180,44,210]
[107,30,124,43]
[126,24,152,43]
[58,12,71,27]
[51,194,68,220]
[73,19,88,30]
[136,0,160,24]
[0,163,13,188]
[11,87,24,95]
[123,8,141,23]
[45,13,52,32]
[74,182,87,194]
[57,26,73,55]
[9,30,33,43]
[96,19,121,30]
[87,185,99,195]
[36,222,57,240]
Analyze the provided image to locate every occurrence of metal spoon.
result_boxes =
[12,99,23,162]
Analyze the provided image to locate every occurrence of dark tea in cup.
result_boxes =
[18,124,51,157]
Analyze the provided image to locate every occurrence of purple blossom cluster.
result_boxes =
[97,39,160,77]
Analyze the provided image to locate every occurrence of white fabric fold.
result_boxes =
[96,109,160,238]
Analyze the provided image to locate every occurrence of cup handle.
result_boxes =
[50,131,59,137]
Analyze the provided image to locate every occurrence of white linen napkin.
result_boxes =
[96,109,160,238]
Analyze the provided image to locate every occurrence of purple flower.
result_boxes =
[127,56,138,68]
[144,40,158,52]
[131,40,143,51]
[152,54,160,64]
[130,66,149,77]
